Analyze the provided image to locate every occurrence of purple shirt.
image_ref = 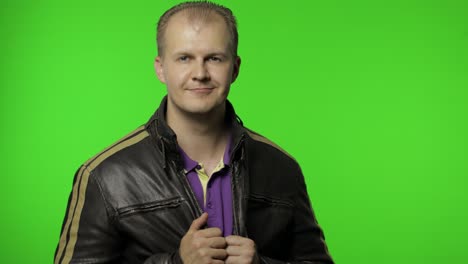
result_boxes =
[179,141,233,237]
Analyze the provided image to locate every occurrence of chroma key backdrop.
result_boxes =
[1,0,467,263]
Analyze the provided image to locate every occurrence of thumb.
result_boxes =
[189,212,208,231]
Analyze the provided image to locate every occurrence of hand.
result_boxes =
[179,213,227,264]
[225,236,259,264]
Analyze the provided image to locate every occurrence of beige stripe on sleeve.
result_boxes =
[54,166,86,264]
[55,127,149,264]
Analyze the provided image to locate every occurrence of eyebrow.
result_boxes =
[172,51,229,58]
[205,52,228,58]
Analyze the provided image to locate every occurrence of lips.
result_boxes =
[187,87,215,93]
[188,87,214,90]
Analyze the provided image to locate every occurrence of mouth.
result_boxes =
[187,87,215,93]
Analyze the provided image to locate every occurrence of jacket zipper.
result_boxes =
[230,134,246,236]
[172,160,205,218]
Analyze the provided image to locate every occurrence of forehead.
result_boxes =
[163,11,231,54]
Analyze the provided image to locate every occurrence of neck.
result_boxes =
[166,101,229,165]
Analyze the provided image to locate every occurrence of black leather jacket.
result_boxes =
[54,97,334,264]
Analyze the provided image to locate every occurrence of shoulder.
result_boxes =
[242,127,306,197]
[81,125,151,174]
[243,127,298,167]
[72,125,160,208]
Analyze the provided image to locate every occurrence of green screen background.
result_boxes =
[1,0,467,263]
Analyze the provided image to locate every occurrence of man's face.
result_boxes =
[154,13,240,116]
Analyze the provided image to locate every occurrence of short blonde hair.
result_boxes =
[157,1,238,57]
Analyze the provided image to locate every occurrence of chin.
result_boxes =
[169,94,226,116]
[183,105,216,115]
[182,100,225,116]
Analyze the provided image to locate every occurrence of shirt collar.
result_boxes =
[178,134,232,174]
[178,147,199,173]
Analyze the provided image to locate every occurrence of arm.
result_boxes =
[54,166,122,264]
[226,164,334,264]
[54,167,182,264]
[281,165,334,264]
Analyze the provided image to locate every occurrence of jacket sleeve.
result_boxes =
[142,251,183,264]
[55,166,186,264]
[258,165,334,264]
[54,166,123,264]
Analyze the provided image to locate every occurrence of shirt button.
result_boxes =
[207,202,212,208]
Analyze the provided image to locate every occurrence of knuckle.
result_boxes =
[213,228,222,235]
[193,239,203,249]
[243,256,252,264]
[220,249,228,258]
[217,237,227,246]
[193,231,202,239]
[246,239,254,247]
[198,248,207,257]
[202,255,211,264]
[220,240,227,248]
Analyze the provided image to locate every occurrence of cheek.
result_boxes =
[212,66,234,83]
[165,67,189,87]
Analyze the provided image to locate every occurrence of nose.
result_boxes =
[192,60,210,82]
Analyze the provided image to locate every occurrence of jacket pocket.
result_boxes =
[248,193,294,208]
[116,197,194,253]
[117,196,184,218]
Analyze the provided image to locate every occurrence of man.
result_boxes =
[54,1,334,264]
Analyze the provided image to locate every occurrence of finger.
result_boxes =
[225,235,249,246]
[226,245,257,263]
[196,227,223,238]
[225,256,241,264]
[207,236,227,249]
[189,212,208,232]
[205,248,228,260]
[226,245,242,256]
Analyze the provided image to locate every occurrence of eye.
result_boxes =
[178,55,189,62]
[208,56,222,62]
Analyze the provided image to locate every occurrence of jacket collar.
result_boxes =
[145,96,246,167]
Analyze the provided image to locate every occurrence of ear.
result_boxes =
[154,56,166,83]
[231,56,241,83]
